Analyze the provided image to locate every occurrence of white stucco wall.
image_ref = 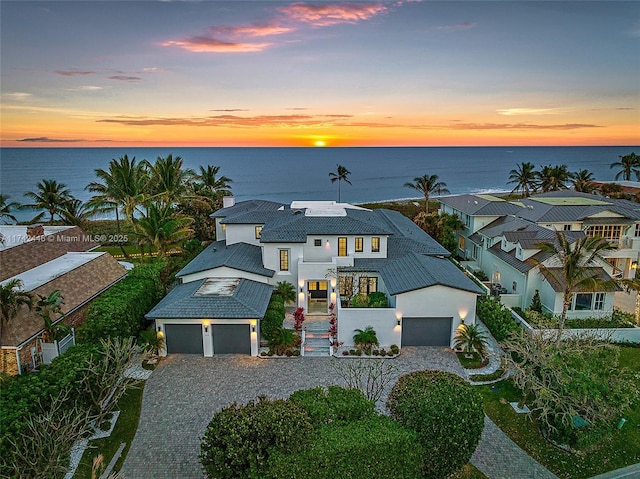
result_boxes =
[395,285,479,346]
[301,235,388,262]
[179,266,270,285]
[337,305,400,347]
[225,224,262,246]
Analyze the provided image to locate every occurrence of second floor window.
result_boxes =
[338,237,347,256]
[586,225,622,241]
[279,249,289,271]
[221,224,226,232]
[355,237,363,252]
[371,237,380,253]
[255,226,263,239]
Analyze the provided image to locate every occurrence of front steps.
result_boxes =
[303,324,331,357]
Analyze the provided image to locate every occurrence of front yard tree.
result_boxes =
[504,331,640,448]
[274,281,296,304]
[453,323,488,359]
[24,179,72,224]
[535,230,614,333]
[135,204,193,258]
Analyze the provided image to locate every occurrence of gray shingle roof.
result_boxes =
[259,209,395,243]
[211,199,285,219]
[541,267,621,292]
[176,241,275,278]
[439,194,522,216]
[145,278,273,319]
[342,253,483,295]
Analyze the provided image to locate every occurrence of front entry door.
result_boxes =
[307,281,328,313]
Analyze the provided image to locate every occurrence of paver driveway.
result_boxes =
[121,347,463,479]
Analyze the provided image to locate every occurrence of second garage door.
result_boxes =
[213,324,251,354]
[165,324,204,354]
[401,317,452,346]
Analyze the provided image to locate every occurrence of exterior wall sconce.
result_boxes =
[204,325,209,333]
[300,286,304,293]
[332,286,336,293]
[157,326,162,332]
[251,324,256,333]
[632,261,638,269]
[397,318,401,326]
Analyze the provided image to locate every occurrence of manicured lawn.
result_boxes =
[456,352,488,369]
[73,382,145,478]
[478,346,640,479]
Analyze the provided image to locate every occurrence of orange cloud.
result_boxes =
[279,2,388,26]
[96,113,353,127]
[208,23,293,38]
[162,37,271,53]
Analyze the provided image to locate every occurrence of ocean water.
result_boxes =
[0,146,636,221]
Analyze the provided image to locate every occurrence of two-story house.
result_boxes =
[438,191,638,317]
[146,199,483,357]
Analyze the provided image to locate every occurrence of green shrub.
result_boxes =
[387,370,485,479]
[289,386,375,427]
[368,291,387,308]
[199,397,312,479]
[79,264,164,344]
[351,293,369,308]
[261,295,285,341]
[476,296,520,341]
[266,417,424,479]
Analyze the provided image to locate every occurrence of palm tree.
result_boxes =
[149,154,194,206]
[135,204,193,258]
[274,281,296,304]
[535,230,615,332]
[353,326,379,351]
[453,323,488,358]
[507,162,537,197]
[60,198,93,228]
[24,179,71,223]
[572,169,596,193]
[403,174,449,214]
[193,165,233,209]
[537,164,571,192]
[35,289,69,342]
[0,279,33,339]
[329,164,352,203]
[610,152,640,181]
[0,194,21,224]
[86,155,149,227]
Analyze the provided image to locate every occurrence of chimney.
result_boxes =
[223,196,236,208]
[27,224,45,238]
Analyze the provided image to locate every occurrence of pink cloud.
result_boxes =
[208,23,293,38]
[162,37,271,53]
[279,2,388,27]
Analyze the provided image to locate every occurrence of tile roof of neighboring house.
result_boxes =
[1,253,127,347]
[515,191,640,223]
[438,194,522,216]
[342,253,483,295]
[145,278,273,319]
[176,241,275,278]
[541,267,621,292]
[211,200,285,219]
[0,226,98,281]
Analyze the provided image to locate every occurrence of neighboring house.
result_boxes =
[0,225,127,375]
[147,199,483,357]
[439,191,636,317]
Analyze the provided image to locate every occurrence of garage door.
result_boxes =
[402,317,452,346]
[165,324,204,354]
[213,324,251,354]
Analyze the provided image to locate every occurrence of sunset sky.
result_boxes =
[1,1,639,147]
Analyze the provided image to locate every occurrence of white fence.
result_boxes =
[508,308,640,343]
[40,329,76,365]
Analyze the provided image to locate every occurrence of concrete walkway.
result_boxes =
[121,347,556,479]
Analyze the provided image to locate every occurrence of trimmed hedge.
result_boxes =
[79,263,165,344]
[476,296,520,341]
[199,397,312,479]
[289,386,375,426]
[387,370,485,479]
[261,294,285,341]
[267,417,424,479]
